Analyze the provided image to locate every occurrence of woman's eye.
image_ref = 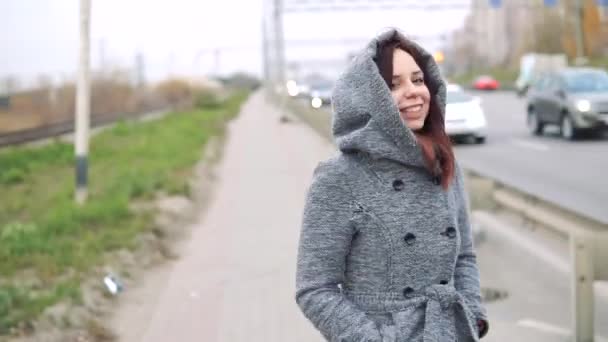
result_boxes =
[413,78,424,85]
[390,83,399,90]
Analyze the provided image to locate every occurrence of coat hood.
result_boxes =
[330,28,446,168]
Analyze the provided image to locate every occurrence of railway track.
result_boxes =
[0,109,166,148]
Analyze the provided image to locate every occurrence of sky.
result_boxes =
[0,0,471,88]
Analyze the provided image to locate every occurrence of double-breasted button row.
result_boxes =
[392,176,440,189]
[432,175,441,186]
[394,177,440,188]
[403,286,414,297]
[392,179,405,191]
[402,227,456,246]
[403,232,416,245]
[402,280,450,298]
[440,226,457,238]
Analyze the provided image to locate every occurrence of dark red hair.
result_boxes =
[375,37,455,189]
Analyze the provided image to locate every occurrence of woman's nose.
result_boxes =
[401,82,417,98]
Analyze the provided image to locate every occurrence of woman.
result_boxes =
[295,28,489,341]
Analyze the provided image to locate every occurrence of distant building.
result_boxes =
[449,0,544,71]
[449,0,608,72]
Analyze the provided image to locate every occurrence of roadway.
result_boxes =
[454,90,608,224]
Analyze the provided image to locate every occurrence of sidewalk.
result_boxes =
[111,92,331,341]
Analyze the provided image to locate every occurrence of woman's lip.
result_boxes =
[400,103,424,111]
[400,105,423,113]
[400,109,423,120]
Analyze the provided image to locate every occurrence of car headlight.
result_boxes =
[286,80,299,97]
[311,97,323,109]
[576,100,591,112]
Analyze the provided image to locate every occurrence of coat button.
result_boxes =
[432,175,441,186]
[403,232,416,245]
[392,179,405,191]
[441,227,457,238]
[403,286,414,297]
[439,280,449,285]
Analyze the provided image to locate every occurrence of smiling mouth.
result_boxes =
[400,104,424,117]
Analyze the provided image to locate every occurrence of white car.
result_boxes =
[444,88,487,144]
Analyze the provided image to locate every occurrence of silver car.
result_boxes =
[526,67,608,140]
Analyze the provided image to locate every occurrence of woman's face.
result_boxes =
[390,49,431,131]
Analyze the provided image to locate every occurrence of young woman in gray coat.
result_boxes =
[295,28,489,341]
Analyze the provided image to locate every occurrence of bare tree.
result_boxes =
[529,10,565,54]
[2,76,20,94]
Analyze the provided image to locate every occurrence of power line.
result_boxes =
[284,3,471,12]
[283,0,567,12]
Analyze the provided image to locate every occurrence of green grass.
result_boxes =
[0,90,249,333]
[588,56,608,70]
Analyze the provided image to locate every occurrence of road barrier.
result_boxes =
[470,174,608,342]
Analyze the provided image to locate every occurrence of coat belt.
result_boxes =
[344,285,478,342]
[419,284,477,342]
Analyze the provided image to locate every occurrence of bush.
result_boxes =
[195,90,221,109]
[0,168,25,184]
[155,79,193,107]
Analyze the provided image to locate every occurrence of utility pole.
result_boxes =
[272,0,290,122]
[99,38,106,72]
[75,0,91,204]
[273,0,286,94]
[261,10,271,97]
[135,52,145,88]
[213,48,221,77]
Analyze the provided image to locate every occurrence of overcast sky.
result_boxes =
[1,0,470,86]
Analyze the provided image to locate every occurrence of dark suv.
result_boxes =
[526,67,608,140]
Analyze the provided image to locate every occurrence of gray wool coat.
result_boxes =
[295,29,488,342]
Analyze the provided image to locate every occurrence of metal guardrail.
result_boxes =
[474,179,608,342]
[278,93,608,342]
[0,108,168,148]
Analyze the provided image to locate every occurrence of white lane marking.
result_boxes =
[517,319,608,342]
[597,282,608,300]
[511,139,550,151]
[517,319,570,337]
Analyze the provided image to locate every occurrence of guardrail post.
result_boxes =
[592,233,608,281]
[570,233,594,342]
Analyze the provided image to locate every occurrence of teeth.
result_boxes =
[404,105,422,113]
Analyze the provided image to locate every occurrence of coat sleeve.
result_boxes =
[453,164,489,338]
[295,161,382,342]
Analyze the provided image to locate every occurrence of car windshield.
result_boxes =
[310,81,333,91]
[564,71,608,93]
[447,91,473,104]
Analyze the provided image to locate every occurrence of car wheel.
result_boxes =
[560,114,578,140]
[516,86,528,97]
[474,136,486,144]
[527,108,543,135]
